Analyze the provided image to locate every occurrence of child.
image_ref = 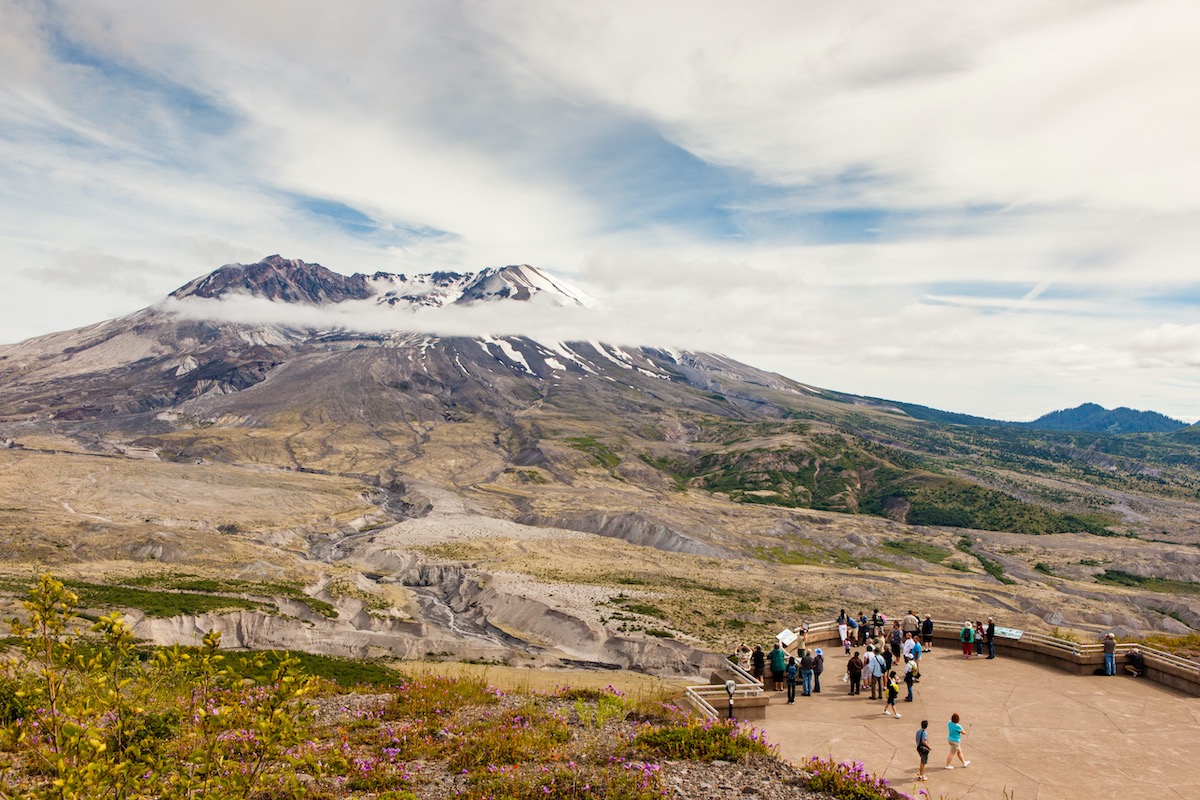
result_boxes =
[882,671,902,718]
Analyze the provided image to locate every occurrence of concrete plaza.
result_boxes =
[756,644,1200,799]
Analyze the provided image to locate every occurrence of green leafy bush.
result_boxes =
[803,756,909,799]
[633,718,775,761]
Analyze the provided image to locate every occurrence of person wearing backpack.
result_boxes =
[785,656,799,704]
[960,621,975,660]
[882,671,902,718]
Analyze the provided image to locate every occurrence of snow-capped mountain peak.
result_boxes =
[171,256,595,310]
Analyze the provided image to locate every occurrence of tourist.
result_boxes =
[974,621,985,657]
[922,614,934,651]
[889,621,904,660]
[882,671,902,718]
[858,611,870,645]
[846,614,858,652]
[751,644,765,683]
[813,648,825,694]
[735,642,752,672]
[986,617,996,659]
[785,656,798,704]
[960,620,974,659]
[945,712,970,769]
[910,638,923,680]
[866,645,885,700]
[1125,646,1146,677]
[872,608,884,637]
[837,609,848,650]
[903,609,920,639]
[769,642,787,691]
[915,720,931,781]
[847,650,863,695]
[799,649,815,696]
[1102,633,1117,676]
[902,631,916,661]
[903,655,916,702]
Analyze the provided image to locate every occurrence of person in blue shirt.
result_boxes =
[945,712,970,769]
[915,720,931,781]
[785,656,798,704]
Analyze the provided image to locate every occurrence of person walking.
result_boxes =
[751,645,765,683]
[945,712,970,769]
[882,671,902,718]
[847,651,863,695]
[921,614,934,651]
[960,621,974,659]
[785,656,798,704]
[1103,633,1117,676]
[915,720,931,781]
[813,648,825,694]
[986,617,996,659]
[799,649,815,697]
[769,642,787,691]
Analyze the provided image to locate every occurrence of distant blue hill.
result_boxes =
[870,398,1186,434]
[1026,403,1186,434]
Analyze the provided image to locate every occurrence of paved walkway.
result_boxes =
[756,646,1200,799]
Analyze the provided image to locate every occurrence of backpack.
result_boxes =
[961,627,972,642]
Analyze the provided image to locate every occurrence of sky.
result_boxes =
[3,1,1200,422]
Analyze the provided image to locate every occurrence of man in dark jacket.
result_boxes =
[799,650,815,696]
[813,648,825,693]
[921,615,934,651]
[751,645,766,682]
[985,618,997,659]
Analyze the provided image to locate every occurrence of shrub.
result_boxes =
[803,756,909,799]
[465,761,663,800]
[633,718,775,761]
[1,574,316,799]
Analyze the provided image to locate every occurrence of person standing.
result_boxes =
[882,671,902,718]
[769,642,787,691]
[915,720,931,781]
[838,610,849,652]
[960,621,974,659]
[859,611,870,645]
[846,615,858,652]
[751,644,765,683]
[1103,633,1117,676]
[735,642,752,672]
[867,646,885,700]
[903,655,916,702]
[813,648,825,694]
[847,651,863,695]
[903,609,919,639]
[974,621,985,657]
[785,656,798,704]
[799,649,815,697]
[889,621,904,660]
[921,614,934,651]
[986,617,996,659]
[945,712,970,769]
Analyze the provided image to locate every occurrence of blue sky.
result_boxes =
[2,1,1200,421]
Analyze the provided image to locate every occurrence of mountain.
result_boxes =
[4,256,1200,668]
[170,254,595,308]
[1025,403,1187,434]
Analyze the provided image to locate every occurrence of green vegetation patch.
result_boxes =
[1095,570,1200,595]
[881,539,952,565]
[116,573,336,618]
[954,538,1016,585]
[565,436,621,468]
[634,719,774,761]
[62,579,269,617]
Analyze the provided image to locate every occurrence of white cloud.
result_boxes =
[0,0,1199,423]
